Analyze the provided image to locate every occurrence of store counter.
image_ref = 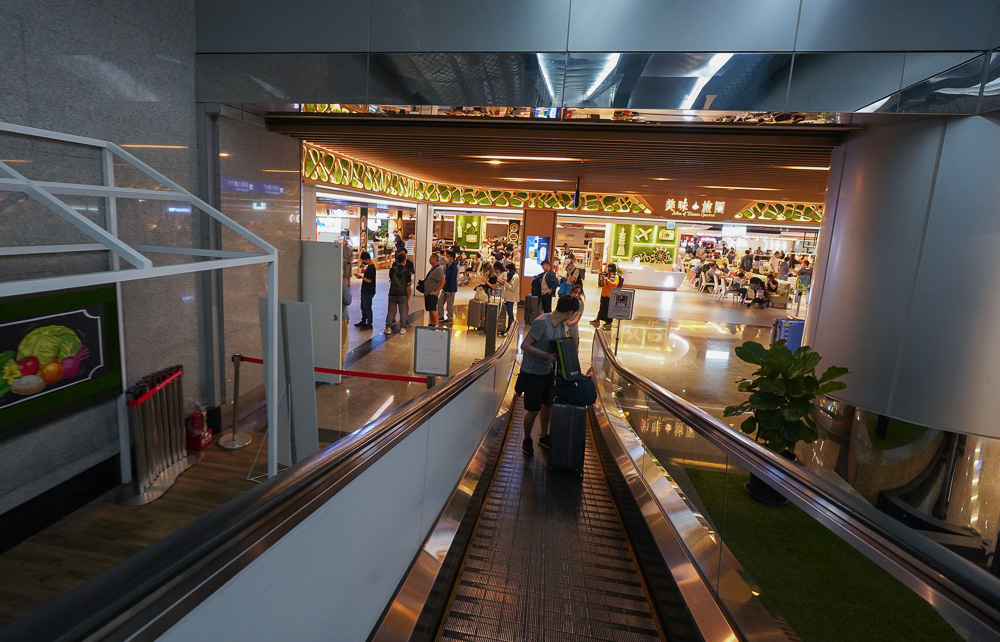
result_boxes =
[618,264,685,291]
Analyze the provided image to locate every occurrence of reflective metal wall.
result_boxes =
[808,115,1000,438]
[195,0,1000,113]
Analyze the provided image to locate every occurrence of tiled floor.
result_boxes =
[439,398,662,642]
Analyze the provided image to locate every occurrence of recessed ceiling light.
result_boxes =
[701,185,780,191]
[651,177,674,181]
[218,152,231,157]
[487,160,503,165]
[262,169,299,173]
[497,177,573,183]
[0,159,31,163]
[777,166,830,171]
[471,155,583,162]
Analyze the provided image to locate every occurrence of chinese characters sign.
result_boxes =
[664,198,725,218]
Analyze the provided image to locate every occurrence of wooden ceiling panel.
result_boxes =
[268,116,845,205]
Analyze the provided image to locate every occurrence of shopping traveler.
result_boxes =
[565,285,585,349]
[354,251,375,330]
[438,250,459,324]
[499,263,519,336]
[592,263,621,331]
[539,259,559,313]
[422,253,445,327]
[385,253,410,334]
[516,295,580,455]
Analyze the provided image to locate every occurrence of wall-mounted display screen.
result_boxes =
[524,235,550,277]
[0,286,122,430]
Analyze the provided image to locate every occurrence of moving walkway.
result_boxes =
[4,329,1000,641]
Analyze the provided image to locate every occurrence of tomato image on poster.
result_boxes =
[0,286,121,430]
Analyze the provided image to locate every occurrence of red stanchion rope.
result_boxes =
[126,368,183,407]
[237,356,428,384]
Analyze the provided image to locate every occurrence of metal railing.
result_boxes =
[590,329,1000,640]
[1,330,517,641]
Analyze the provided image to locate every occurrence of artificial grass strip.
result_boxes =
[686,468,961,642]
[866,418,928,451]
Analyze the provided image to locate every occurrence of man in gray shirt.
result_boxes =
[518,295,580,454]
[423,253,445,327]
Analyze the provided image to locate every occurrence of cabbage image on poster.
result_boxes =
[0,286,121,429]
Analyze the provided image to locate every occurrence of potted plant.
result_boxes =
[724,340,848,506]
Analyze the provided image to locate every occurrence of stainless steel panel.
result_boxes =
[980,51,1000,113]
[196,0,370,53]
[892,116,1000,437]
[809,118,944,415]
[897,54,988,114]
[568,0,799,53]
[614,53,792,111]
[795,0,998,52]
[786,53,906,113]
[195,53,369,103]
[367,53,558,107]
[369,0,571,53]
[901,52,985,89]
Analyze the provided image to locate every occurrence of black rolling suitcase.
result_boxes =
[524,295,541,325]
[548,401,587,471]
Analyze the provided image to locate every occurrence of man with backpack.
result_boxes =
[385,253,410,334]
[740,249,754,273]
[517,295,580,455]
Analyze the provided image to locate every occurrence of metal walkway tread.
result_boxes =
[438,397,663,642]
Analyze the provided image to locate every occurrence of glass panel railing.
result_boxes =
[591,330,1000,641]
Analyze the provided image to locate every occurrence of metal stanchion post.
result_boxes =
[614,319,621,356]
[426,375,436,389]
[218,354,253,450]
[484,302,498,357]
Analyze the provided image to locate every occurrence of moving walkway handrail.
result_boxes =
[592,329,1000,638]
[1,330,517,642]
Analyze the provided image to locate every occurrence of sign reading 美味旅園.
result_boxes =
[665,198,726,218]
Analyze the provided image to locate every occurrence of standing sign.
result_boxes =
[413,325,451,377]
[608,288,635,320]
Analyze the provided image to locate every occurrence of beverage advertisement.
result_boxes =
[0,286,121,430]
[524,235,550,277]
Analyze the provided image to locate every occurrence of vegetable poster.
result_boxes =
[0,286,121,430]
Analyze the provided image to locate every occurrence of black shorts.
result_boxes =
[424,294,439,311]
[517,371,553,412]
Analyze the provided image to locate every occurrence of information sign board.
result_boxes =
[608,288,635,320]
[413,326,451,376]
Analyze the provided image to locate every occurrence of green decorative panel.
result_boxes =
[609,223,679,265]
[733,202,824,223]
[302,143,650,214]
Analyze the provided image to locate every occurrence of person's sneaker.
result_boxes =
[399,327,406,334]
[590,319,601,327]
[522,437,533,455]
[354,322,364,328]
[538,435,550,450]
[386,325,392,332]
[603,324,613,331]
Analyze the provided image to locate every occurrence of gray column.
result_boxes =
[414,203,434,280]
[807,115,1000,438]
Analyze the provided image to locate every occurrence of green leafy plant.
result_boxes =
[724,340,848,454]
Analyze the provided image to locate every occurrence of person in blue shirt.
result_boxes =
[539,259,560,313]
[438,249,459,324]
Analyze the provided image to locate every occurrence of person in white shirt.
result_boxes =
[499,263,520,336]
[404,234,415,255]
[769,251,783,275]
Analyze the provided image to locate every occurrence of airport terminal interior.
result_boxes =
[3,2,1000,640]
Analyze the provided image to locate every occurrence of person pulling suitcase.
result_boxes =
[515,295,580,455]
